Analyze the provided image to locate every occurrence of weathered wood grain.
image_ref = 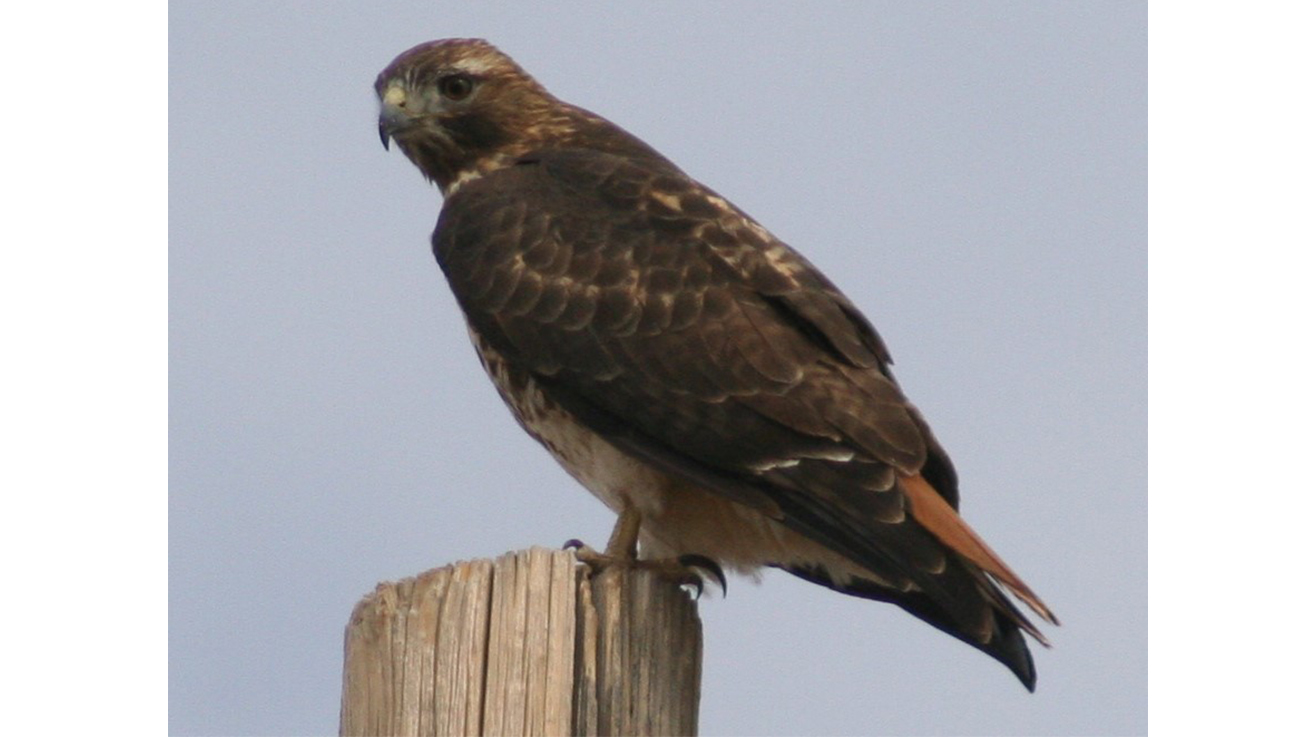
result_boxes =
[340,548,702,736]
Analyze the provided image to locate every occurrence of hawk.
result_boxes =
[376,38,1058,690]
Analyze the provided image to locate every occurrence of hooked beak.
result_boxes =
[378,83,409,151]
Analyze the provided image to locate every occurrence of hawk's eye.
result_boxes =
[438,74,474,101]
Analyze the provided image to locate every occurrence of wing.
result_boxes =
[434,148,1051,653]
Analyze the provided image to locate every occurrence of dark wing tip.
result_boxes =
[779,564,1040,692]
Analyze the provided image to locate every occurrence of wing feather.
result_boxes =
[434,148,1046,640]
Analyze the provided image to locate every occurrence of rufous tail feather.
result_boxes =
[900,473,1059,639]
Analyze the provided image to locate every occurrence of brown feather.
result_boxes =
[900,473,1059,628]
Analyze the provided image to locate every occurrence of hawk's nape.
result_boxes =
[375,38,1058,691]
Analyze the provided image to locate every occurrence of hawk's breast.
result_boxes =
[466,323,670,518]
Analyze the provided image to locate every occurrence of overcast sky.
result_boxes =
[170,3,1146,734]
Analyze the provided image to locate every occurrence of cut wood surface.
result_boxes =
[340,547,702,736]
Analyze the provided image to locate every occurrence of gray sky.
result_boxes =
[170,2,1146,734]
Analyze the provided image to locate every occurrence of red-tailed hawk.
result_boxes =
[376,38,1058,690]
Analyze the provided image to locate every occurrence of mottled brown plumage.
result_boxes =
[376,38,1057,690]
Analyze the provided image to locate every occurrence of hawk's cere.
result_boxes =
[376,38,1058,690]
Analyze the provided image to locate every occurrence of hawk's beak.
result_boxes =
[378,84,408,151]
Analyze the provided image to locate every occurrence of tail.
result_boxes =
[782,564,1043,691]
[780,472,1058,691]
[899,473,1059,637]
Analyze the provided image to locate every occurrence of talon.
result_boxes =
[565,541,610,572]
[682,575,704,599]
[678,553,728,598]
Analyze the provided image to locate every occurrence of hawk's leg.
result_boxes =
[564,504,727,597]
[606,504,642,558]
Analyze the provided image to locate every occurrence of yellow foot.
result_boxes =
[562,539,727,598]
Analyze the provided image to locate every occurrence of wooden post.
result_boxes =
[339,547,702,736]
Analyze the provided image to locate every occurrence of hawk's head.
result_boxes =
[375,39,561,194]
[377,38,672,196]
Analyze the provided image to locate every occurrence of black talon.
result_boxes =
[562,538,585,550]
[678,554,727,598]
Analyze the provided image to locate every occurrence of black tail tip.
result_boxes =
[994,622,1038,692]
